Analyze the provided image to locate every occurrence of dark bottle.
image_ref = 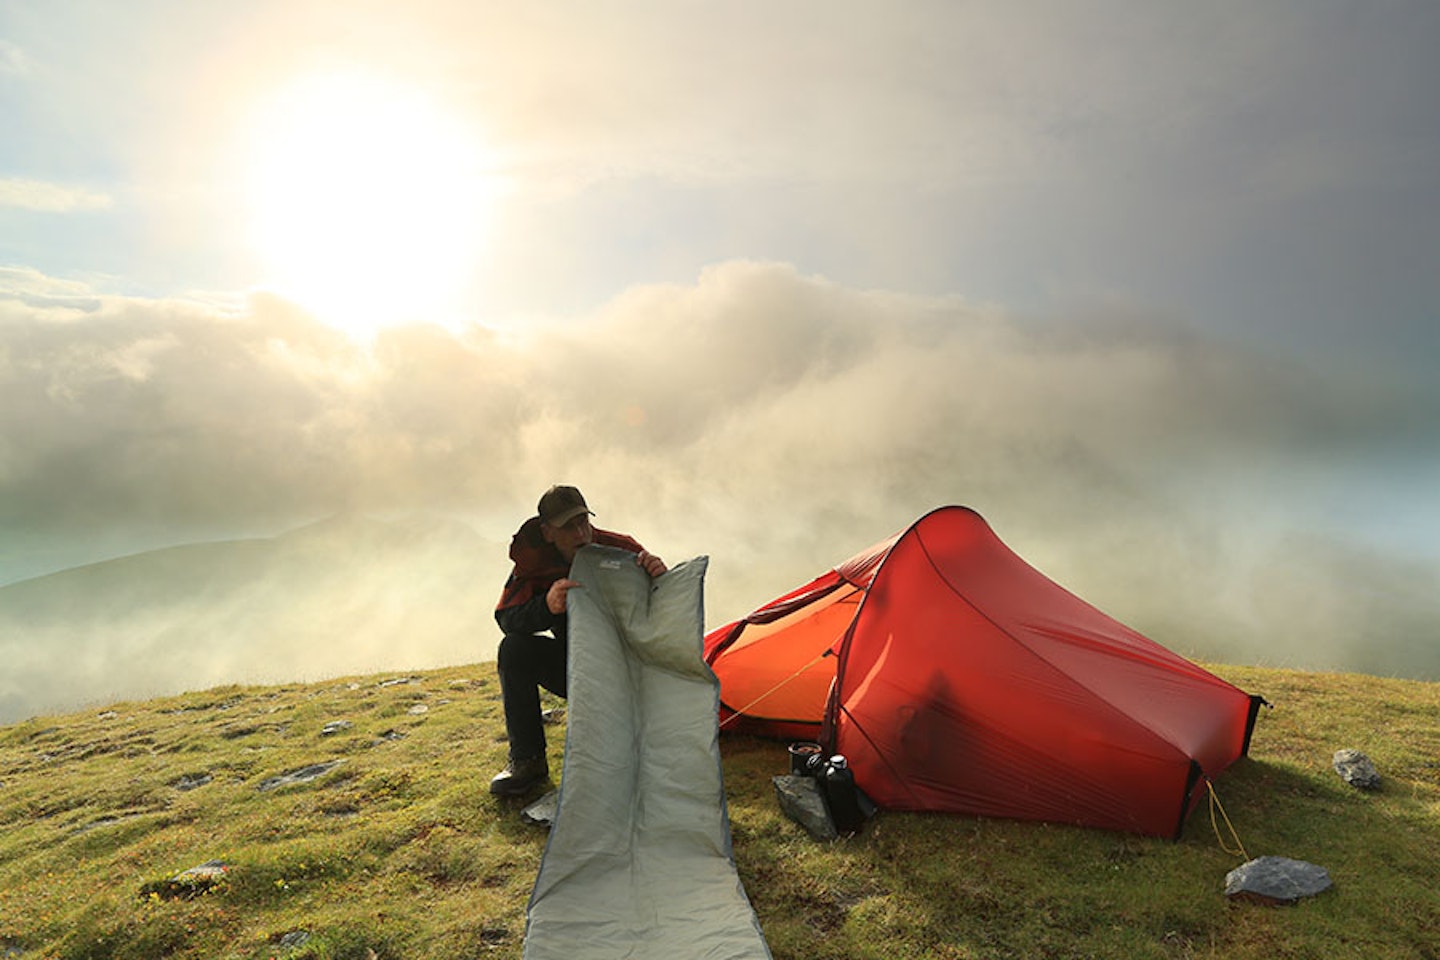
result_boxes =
[821,755,866,836]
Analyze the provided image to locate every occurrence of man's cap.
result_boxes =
[538,485,594,527]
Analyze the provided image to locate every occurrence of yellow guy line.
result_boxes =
[718,650,832,731]
[1206,777,1250,861]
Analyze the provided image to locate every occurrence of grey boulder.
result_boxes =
[772,774,837,841]
[1225,856,1332,905]
[1333,749,1381,789]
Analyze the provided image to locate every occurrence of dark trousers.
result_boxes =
[496,632,568,761]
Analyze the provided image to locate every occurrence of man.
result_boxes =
[490,484,667,796]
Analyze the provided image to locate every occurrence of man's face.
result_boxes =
[542,514,594,563]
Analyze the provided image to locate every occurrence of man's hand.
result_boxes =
[636,550,668,578]
[546,578,581,615]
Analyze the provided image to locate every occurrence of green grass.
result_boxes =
[1,663,1437,959]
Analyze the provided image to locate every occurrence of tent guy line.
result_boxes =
[717,649,832,733]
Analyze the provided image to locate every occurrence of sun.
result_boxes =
[242,70,499,339]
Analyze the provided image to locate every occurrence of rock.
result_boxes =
[542,707,565,725]
[1224,856,1332,905]
[177,860,231,882]
[321,720,354,736]
[406,704,429,715]
[522,788,560,826]
[1333,749,1381,789]
[143,860,232,900]
[74,814,139,834]
[279,931,311,949]
[172,772,213,791]
[772,774,836,840]
[257,761,344,792]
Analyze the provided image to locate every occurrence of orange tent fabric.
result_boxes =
[703,506,1262,838]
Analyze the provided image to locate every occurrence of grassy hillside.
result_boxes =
[0,663,1436,959]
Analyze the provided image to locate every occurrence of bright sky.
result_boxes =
[2,1,1438,680]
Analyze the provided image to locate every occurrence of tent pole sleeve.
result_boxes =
[1172,760,1205,842]
[818,673,840,752]
[1241,694,1267,757]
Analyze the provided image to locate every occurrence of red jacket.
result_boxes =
[495,516,644,615]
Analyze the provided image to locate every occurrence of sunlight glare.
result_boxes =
[244,71,499,339]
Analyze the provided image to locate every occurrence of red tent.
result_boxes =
[703,506,1263,838]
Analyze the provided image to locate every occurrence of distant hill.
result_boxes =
[0,514,511,724]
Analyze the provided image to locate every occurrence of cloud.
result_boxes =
[4,2,1435,378]
[2,262,1437,682]
[0,39,28,75]
[0,177,112,212]
[0,266,102,306]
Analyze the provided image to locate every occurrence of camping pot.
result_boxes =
[788,741,824,775]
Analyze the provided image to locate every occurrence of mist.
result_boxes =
[2,260,1438,721]
[0,515,509,724]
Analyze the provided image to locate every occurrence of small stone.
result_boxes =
[478,927,511,946]
[75,814,138,834]
[144,860,232,901]
[1225,856,1332,905]
[1333,749,1381,789]
[176,860,231,882]
[257,761,344,792]
[522,789,560,826]
[172,773,213,791]
[407,704,429,715]
[279,931,311,949]
[321,720,354,736]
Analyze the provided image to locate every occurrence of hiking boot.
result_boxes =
[489,754,549,797]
